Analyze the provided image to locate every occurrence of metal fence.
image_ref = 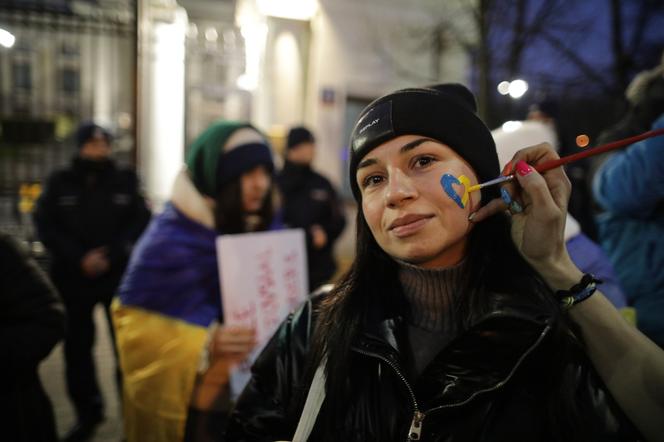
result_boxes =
[0,1,137,254]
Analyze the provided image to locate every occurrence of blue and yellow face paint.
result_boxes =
[440,173,471,209]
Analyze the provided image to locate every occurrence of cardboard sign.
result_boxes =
[217,228,308,396]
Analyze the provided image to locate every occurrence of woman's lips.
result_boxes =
[389,214,433,238]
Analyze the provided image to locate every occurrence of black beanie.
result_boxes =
[287,126,315,150]
[76,122,112,149]
[348,83,500,204]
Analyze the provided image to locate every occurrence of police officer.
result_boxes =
[277,126,346,291]
[34,122,150,441]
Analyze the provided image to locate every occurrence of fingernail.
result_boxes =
[516,160,533,176]
[500,187,512,205]
[501,161,512,176]
[468,212,476,222]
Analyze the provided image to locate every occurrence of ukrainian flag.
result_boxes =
[112,202,220,442]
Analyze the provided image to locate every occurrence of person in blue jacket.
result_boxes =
[112,121,280,442]
[593,113,664,348]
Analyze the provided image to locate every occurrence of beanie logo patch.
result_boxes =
[358,118,380,135]
[352,100,393,152]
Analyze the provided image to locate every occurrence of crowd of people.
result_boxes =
[3,57,664,442]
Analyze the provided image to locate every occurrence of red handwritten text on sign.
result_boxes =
[283,249,301,306]
[256,247,281,333]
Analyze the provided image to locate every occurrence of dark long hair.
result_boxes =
[213,175,274,234]
[303,207,594,440]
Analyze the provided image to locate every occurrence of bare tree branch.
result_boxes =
[539,29,616,95]
[507,0,527,78]
[629,1,651,54]
[610,0,629,90]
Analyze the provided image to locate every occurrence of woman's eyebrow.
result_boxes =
[357,158,377,170]
[399,137,435,154]
[357,138,435,170]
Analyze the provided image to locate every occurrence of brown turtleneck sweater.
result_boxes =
[398,259,468,378]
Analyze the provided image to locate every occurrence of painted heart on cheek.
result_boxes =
[440,174,471,209]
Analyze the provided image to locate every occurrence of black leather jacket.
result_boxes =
[226,290,639,441]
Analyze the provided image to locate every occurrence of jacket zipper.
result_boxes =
[354,348,424,441]
[424,323,551,414]
[408,410,425,440]
[353,323,551,441]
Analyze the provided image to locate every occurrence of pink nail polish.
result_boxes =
[501,161,512,176]
[516,160,533,176]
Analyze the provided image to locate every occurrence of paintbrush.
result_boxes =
[467,127,664,193]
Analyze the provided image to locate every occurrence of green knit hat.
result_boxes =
[185,121,274,197]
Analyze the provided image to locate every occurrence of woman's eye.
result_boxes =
[362,175,383,188]
[414,156,435,168]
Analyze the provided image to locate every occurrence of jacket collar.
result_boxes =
[72,156,115,178]
[351,291,554,410]
[170,167,216,229]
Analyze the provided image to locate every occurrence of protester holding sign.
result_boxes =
[226,85,664,441]
[217,228,308,399]
[111,121,281,442]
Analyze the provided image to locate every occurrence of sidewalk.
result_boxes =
[40,305,123,442]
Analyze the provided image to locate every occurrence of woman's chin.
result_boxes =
[393,251,431,266]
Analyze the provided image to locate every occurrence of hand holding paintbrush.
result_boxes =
[468,128,664,194]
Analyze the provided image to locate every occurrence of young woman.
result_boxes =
[112,121,277,442]
[226,85,663,441]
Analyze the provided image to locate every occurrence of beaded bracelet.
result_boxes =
[556,273,603,309]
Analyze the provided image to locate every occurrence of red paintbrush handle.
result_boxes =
[533,127,664,174]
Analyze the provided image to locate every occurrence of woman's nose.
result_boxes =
[250,168,270,189]
[385,169,416,207]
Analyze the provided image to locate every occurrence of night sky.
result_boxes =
[488,0,664,99]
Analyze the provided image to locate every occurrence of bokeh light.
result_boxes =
[497,81,510,95]
[502,121,523,133]
[576,134,590,148]
[0,28,16,48]
[508,79,528,99]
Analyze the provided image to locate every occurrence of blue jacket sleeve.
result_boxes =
[592,115,664,217]
[565,233,627,309]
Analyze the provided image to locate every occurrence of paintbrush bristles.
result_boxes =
[468,175,512,193]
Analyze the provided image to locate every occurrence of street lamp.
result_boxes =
[497,79,529,99]
[497,81,510,95]
[0,27,16,48]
